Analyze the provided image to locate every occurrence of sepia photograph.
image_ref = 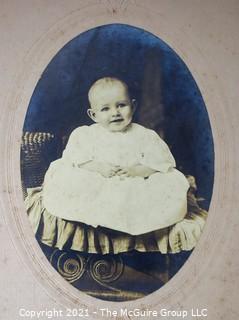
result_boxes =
[21,23,214,302]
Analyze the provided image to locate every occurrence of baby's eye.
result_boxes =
[101,106,109,112]
[117,103,127,108]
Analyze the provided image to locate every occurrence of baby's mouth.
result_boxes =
[110,118,124,123]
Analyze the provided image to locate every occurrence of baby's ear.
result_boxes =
[131,99,137,113]
[87,108,96,121]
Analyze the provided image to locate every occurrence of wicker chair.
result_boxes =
[21,132,61,196]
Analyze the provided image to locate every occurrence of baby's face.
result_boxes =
[88,82,134,132]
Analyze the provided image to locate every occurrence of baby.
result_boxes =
[42,77,189,235]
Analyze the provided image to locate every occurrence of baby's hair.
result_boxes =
[88,77,130,106]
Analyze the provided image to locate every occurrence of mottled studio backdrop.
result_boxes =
[23,24,214,210]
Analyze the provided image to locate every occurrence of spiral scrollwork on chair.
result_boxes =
[50,250,86,283]
[88,255,124,284]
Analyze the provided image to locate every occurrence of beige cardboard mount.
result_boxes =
[0,1,238,319]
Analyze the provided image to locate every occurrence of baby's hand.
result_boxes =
[77,161,120,178]
[97,163,120,178]
[117,165,157,178]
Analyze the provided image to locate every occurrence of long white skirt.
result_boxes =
[42,160,189,235]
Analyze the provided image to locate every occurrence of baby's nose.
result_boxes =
[112,108,121,116]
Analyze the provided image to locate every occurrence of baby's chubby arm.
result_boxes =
[78,160,120,178]
[62,127,120,178]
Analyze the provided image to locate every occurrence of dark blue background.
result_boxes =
[23,24,214,210]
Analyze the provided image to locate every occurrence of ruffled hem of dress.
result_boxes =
[25,182,207,255]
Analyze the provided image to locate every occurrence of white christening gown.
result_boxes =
[42,123,189,235]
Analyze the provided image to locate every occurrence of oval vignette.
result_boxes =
[21,24,214,302]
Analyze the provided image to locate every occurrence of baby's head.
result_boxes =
[87,77,135,132]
